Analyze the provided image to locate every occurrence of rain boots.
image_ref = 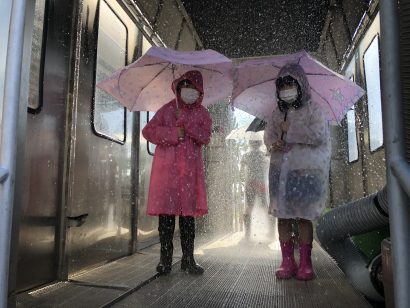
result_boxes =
[180,216,204,275]
[156,215,175,275]
[296,242,314,280]
[243,214,251,239]
[275,239,297,279]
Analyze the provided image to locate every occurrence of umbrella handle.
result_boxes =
[175,94,179,110]
[280,112,288,140]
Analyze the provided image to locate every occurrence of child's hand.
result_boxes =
[280,120,290,132]
[270,140,285,152]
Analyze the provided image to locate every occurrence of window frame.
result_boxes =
[346,74,360,163]
[27,0,49,114]
[347,107,360,163]
[91,0,128,145]
[146,111,156,156]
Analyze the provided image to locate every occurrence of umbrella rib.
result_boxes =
[137,61,170,67]
[242,77,278,90]
[139,62,172,92]
[305,73,334,77]
[310,87,339,121]
[118,62,172,107]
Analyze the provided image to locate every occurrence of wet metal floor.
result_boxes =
[112,235,370,308]
[17,208,370,308]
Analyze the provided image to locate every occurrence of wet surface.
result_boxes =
[113,207,370,308]
[16,206,370,308]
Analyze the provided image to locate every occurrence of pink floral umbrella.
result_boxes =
[232,50,365,124]
[97,47,233,112]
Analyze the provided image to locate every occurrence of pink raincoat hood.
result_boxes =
[172,70,204,109]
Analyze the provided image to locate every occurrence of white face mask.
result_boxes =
[279,88,298,103]
[180,88,200,104]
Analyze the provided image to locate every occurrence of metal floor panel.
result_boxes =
[112,232,371,308]
[16,239,186,308]
[16,212,371,308]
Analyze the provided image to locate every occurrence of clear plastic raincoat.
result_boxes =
[264,64,331,220]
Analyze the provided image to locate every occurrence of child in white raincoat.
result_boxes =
[264,63,331,280]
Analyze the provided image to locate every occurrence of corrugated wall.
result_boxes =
[399,1,410,162]
[134,0,203,50]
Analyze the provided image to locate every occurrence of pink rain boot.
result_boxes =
[296,242,314,281]
[275,240,297,279]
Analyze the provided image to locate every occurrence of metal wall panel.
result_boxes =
[16,0,75,291]
[65,0,139,275]
[0,0,13,136]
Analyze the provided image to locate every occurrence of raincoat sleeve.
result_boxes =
[142,108,179,146]
[177,110,212,145]
[286,106,327,146]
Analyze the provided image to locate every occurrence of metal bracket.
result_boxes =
[0,167,9,183]
[66,213,89,228]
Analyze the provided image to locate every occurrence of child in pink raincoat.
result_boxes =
[142,70,212,275]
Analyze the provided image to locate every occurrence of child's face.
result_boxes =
[180,84,196,91]
[279,83,297,91]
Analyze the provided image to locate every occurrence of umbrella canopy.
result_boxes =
[96,47,233,112]
[226,126,264,141]
[232,50,365,124]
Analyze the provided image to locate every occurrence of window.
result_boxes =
[347,106,359,162]
[363,36,383,152]
[93,1,127,144]
[347,75,359,162]
[28,0,47,111]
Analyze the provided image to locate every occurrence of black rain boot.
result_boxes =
[180,216,204,275]
[243,213,251,239]
[156,215,175,275]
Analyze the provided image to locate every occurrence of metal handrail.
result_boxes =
[0,167,8,184]
[380,1,410,307]
[391,158,410,199]
[0,0,27,307]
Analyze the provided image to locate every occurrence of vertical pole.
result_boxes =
[379,1,410,307]
[0,0,27,306]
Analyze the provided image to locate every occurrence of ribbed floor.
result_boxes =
[16,240,185,308]
[17,209,371,308]
[113,219,370,308]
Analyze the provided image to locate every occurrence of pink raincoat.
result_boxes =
[142,71,212,217]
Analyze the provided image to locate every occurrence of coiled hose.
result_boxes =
[316,187,389,301]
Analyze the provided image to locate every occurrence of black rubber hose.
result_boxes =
[316,187,388,301]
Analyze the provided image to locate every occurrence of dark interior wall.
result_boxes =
[137,0,369,60]
[134,0,202,50]
[318,0,371,70]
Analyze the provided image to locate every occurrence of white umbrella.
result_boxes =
[226,126,264,141]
